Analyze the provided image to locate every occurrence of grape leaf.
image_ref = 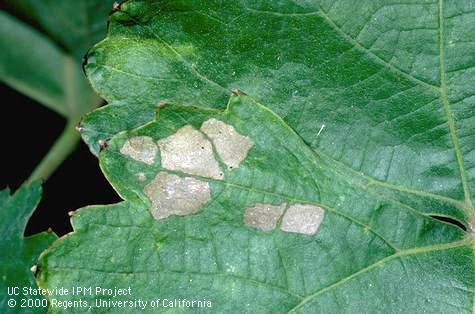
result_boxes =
[0,182,57,313]
[5,0,116,60]
[0,0,115,118]
[38,96,473,312]
[81,0,475,217]
[0,12,93,117]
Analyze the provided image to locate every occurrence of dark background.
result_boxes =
[1,83,119,236]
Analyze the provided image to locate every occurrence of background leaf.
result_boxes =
[1,0,116,182]
[0,12,96,117]
[1,0,116,118]
[38,96,473,312]
[5,0,116,60]
[0,182,57,314]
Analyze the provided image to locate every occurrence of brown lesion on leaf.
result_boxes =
[200,118,253,171]
[243,202,325,235]
[280,204,325,235]
[120,136,157,165]
[144,172,211,220]
[243,203,286,231]
[158,125,223,180]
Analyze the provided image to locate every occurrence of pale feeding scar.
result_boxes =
[158,125,224,180]
[280,204,325,235]
[200,118,254,170]
[120,136,157,165]
[144,172,211,221]
[243,203,286,231]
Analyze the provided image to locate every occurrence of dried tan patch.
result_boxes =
[158,125,223,180]
[243,203,286,231]
[144,172,211,220]
[120,136,157,165]
[280,204,324,235]
[200,118,253,170]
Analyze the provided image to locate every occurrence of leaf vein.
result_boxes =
[438,0,474,213]
[288,239,472,312]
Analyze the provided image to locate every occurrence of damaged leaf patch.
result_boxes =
[144,172,211,220]
[120,136,157,165]
[39,96,473,313]
[243,202,325,235]
[280,204,325,235]
[201,118,254,170]
[243,203,286,231]
[158,125,224,180]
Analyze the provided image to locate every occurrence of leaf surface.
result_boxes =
[38,0,475,312]
[82,0,475,216]
[38,96,473,312]
[0,182,57,313]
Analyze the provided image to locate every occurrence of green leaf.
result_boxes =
[1,0,115,181]
[0,12,91,117]
[6,0,116,60]
[0,182,57,313]
[38,96,473,312]
[82,0,475,216]
[0,0,115,118]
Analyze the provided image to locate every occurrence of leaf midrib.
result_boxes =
[438,0,474,214]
